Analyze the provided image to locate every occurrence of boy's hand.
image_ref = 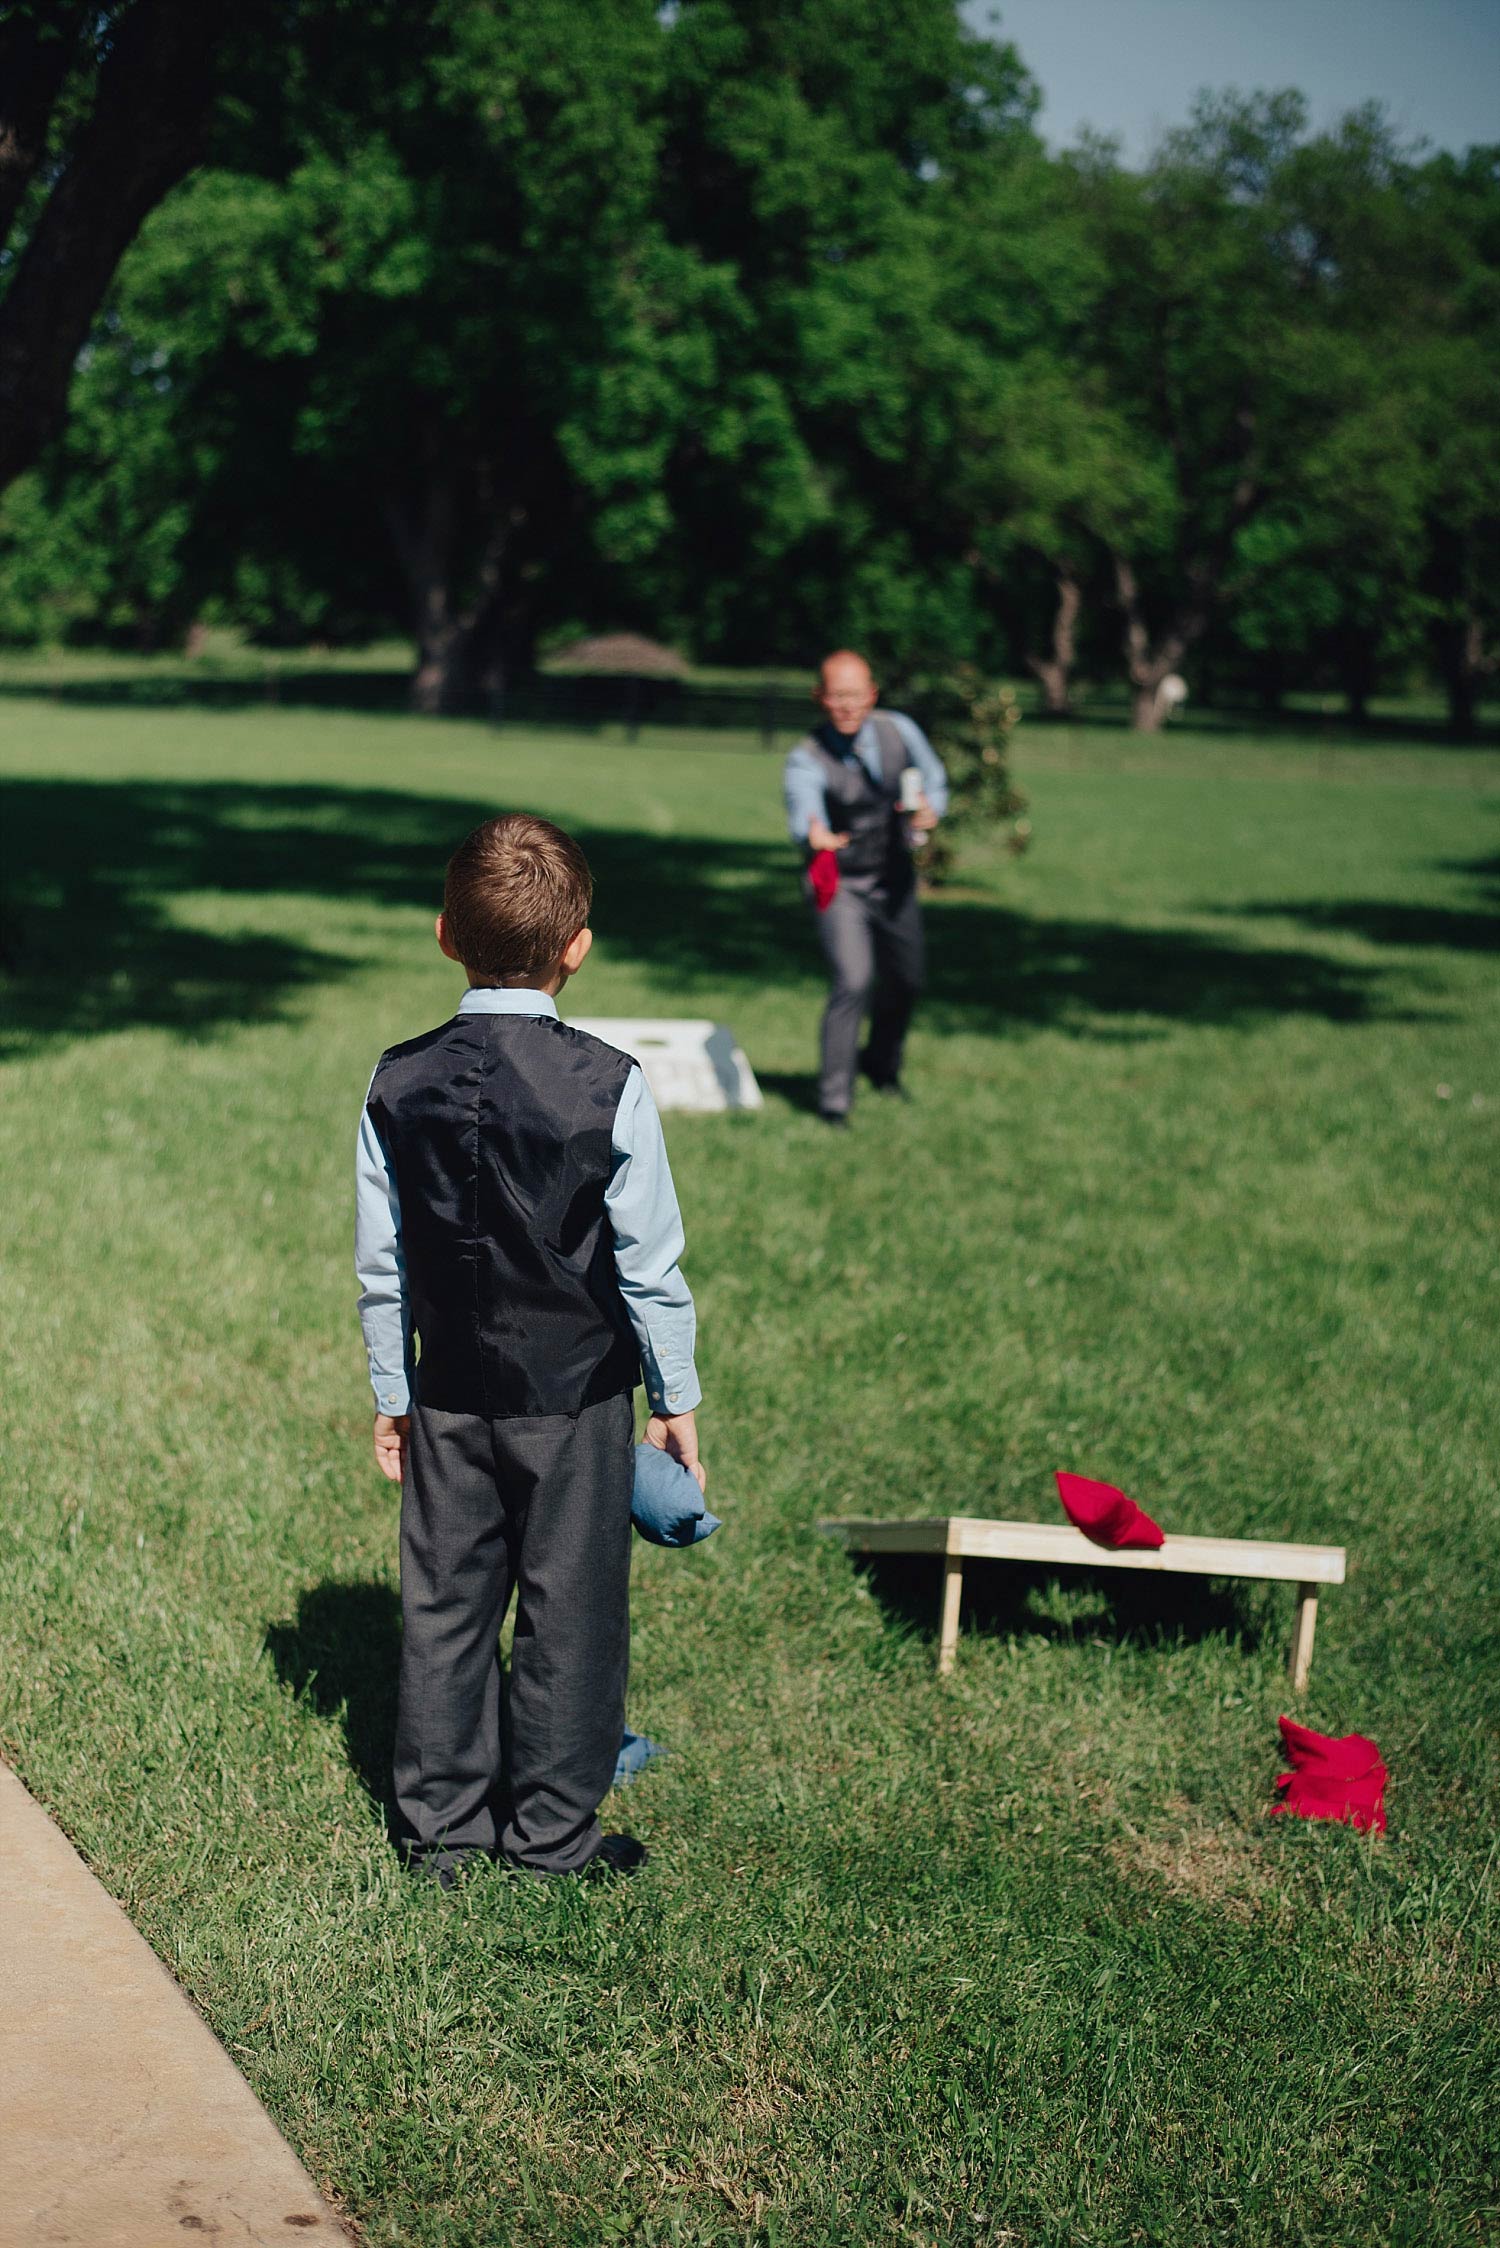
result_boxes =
[373,1412,410,1485]
[644,1409,706,1494]
[807,817,851,853]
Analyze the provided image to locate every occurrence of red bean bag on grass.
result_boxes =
[1271,1716,1387,1835]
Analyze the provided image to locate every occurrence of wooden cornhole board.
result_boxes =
[568,1018,762,1113]
[818,1515,1346,1689]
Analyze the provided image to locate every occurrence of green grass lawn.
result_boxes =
[2,682,1497,2246]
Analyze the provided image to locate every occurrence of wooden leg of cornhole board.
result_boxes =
[1288,1583,1319,1694]
[937,1556,964,1676]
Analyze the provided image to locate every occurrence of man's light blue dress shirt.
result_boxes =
[355,988,701,1421]
[783,711,949,843]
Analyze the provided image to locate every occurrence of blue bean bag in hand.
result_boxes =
[632,1440,721,1547]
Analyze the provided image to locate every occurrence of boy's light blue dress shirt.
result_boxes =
[355,988,701,1421]
[783,711,949,844]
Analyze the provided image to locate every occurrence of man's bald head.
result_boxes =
[816,649,878,735]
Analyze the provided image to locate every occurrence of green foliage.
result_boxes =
[0,4,1496,732]
[906,665,1028,883]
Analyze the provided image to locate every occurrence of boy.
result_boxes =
[354,813,704,1884]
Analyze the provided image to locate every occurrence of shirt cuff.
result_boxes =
[640,1345,702,1417]
[370,1373,410,1416]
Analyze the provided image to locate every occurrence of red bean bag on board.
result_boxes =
[1055,1469,1165,1551]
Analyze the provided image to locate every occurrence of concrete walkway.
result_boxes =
[0,1762,348,2246]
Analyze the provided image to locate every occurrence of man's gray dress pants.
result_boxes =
[814,868,925,1115]
[394,1389,634,1877]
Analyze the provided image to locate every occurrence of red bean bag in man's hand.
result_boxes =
[808,849,840,913]
[1271,1716,1387,1835]
[1055,1470,1165,1550]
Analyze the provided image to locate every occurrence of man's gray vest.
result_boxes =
[365,1011,640,1417]
[800,714,912,884]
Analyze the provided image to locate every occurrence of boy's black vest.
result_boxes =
[366,1011,640,1417]
[800,714,912,885]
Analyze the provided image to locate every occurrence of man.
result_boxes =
[783,650,948,1125]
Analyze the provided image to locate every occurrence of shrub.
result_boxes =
[907,666,1029,885]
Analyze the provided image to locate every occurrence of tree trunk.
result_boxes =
[1432,609,1488,743]
[1112,555,1196,732]
[386,462,516,716]
[1109,449,1256,732]
[0,2,91,246]
[1127,682,1163,732]
[1256,656,1286,716]
[1025,565,1081,718]
[1337,627,1376,726]
[411,618,469,716]
[0,0,229,495]
[409,604,509,717]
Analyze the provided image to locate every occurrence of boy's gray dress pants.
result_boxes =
[394,1389,634,1877]
[814,868,925,1115]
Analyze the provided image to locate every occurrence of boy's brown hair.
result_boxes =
[443,813,593,984]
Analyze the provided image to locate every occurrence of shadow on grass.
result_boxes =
[754,1070,826,1115]
[264,1580,401,1818]
[855,1552,1259,1664]
[0,665,414,716]
[1216,847,1499,957]
[0,772,1406,1059]
[1223,901,1498,955]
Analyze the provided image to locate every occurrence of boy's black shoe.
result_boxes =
[406,1846,486,1892]
[818,1108,849,1129]
[581,1832,648,1878]
[489,1834,647,1880]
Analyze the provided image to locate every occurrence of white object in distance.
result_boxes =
[568,1018,763,1114]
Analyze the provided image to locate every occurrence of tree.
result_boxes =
[0,0,237,496]
[1053,99,1324,727]
[1072,98,1500,733]
[876,144,1115,716]
[1208,120,1500,734]
[7,2,1495,738]
[907,666,1027,884]
[1223,386,1428,723]
[958,355,1172,715]
[90,0,862,708]
[0,153,408,650]
[248,0,687,709]
[1411,147,1500,737]
[641,0,1040,671]
[1223,113,1479,724]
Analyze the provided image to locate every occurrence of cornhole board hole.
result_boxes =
[818,1516,1346,1689]
[569,1019,762,1113]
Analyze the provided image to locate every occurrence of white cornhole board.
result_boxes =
[568,1018,763,1113]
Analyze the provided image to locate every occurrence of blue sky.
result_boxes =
[963,0,1500,161]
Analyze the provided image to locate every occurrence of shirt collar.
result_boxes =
[817,717,873,758]
[456,987,560,1018]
